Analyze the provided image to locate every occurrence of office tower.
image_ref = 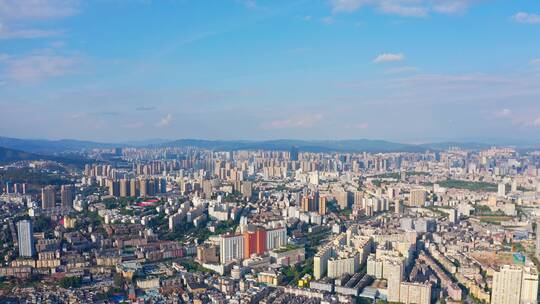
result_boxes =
[491,265,538,304]
[290,146,299,161]
[119,179,129,197]
[220,234,244,264]
[498,183,507,197]
[409,189,427,207]
[319,196,327,215]
[60,185,74,209]
[17,220,35,257]
[395,200,402,214]
[41,186,56,209]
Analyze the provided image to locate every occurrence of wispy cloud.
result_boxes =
[513,12,540,24]
[534,117,540,126]
[156,114,172,127]
[236,0,258,9]
[322,16,335,25]
[531,58,540,65]
[374,53,404,63]
[0,23,61,39]
[1,51,79,83]
[385,66,419,74]
[493,108,511,118]
[136,106,157,111]
[330,0,475,17]
[261,114,323,130]
[0,0,80,20]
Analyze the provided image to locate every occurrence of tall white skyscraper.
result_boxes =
[16,220,35,257]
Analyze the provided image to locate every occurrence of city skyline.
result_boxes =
[1,0,540,142]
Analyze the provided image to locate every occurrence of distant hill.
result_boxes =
[0,146,92,167]
[159,139,427,153]
[0,146,46,163]
[2,136,538,155]
[419,142,494,151]
[0,137,117,154]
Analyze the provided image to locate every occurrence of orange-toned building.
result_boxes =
[244,228,267,258]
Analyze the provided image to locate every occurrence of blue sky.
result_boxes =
[1,0,540,143]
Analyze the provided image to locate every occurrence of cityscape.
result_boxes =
[1,1,540,304]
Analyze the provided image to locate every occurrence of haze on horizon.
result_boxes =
[1,0,540,143]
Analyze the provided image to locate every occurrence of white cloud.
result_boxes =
[534,117,540,126]
[374,53,404,63]
[0,23,60,39]
[513,12,540,24]
[156,114,172,127]
[494,108,511,118]
[2,51,78,82]
[330,0,475,17]
[0,0,79,20]
[531,58,540,65]
[322,16,335,25]
[261,114,323,130]
[331,0,365,13]
[379,2,427,17]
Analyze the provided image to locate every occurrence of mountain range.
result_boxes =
[0,136,538,163]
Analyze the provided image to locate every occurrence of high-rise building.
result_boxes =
[220,234,244,264]
[290,146,299,161]
[241,181,253,199]
[318,196,327,215]
[119,179,129,197]
[139,179,148,197]
[409,189,427,207]
[334,189,350,209]
[130,178,138,197]
[498,183,507,197]
[16,220,35,257]
[41,186,56,209]
[536,219,540,259]
[491,265,538,304]
[108,180,120,197]
[387,260,404,302]
[202,180,213,198]
[243,228,267,258]
[266,227,287,250]
[60,185,74,209]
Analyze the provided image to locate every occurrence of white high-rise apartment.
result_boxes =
[17,220,35,257]
[220,234,244,264]
[491,265,538,304]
